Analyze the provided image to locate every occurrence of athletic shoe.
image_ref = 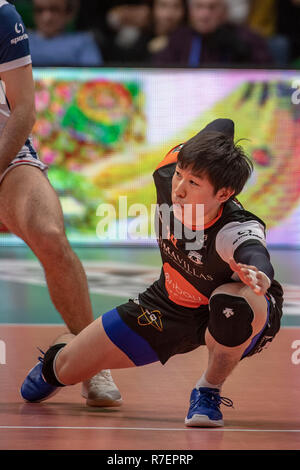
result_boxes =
[82,370,122,407]
[20,354,60,403]
[185,387,233,427]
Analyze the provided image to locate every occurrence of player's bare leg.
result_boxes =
[204,282,268,387]
[0,166,93,333]
[0,165,121,405]
[185,282,268,427]
[20,316,135,402]
[53,317,135,386]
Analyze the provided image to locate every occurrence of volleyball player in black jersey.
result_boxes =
[21,118,283,427]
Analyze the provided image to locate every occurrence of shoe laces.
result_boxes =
[89,370,114,386]
[193,388,234,410]
[37,347,45,364]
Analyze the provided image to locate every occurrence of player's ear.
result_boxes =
[216,187,234,202]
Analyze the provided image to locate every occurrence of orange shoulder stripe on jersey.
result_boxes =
[155,143,184,170]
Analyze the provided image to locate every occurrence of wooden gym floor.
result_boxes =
[0,246,300,451]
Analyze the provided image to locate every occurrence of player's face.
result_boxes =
[171,164,233,227]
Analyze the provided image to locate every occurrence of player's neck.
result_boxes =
[188,204,223,231]
[204,206,220,224]
[202,204,223,228]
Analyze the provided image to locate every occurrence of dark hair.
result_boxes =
[177,131,253,197]
[148,0,187,8]
[33,0,79,14]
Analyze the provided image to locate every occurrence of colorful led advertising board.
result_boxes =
[2,68,300,246]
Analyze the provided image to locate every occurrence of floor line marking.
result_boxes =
[0,426,300,433]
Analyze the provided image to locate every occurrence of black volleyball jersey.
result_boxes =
[139,144,283,310]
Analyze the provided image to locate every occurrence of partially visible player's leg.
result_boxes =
[0,165,121,405]
[185,282,269,427]
[0,165,93,333]
[52,316,136,386]
[21,307,159,402]
[204,281,268,386]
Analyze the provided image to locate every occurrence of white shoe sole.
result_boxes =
[185,414,224,427]
[85,397,123,407]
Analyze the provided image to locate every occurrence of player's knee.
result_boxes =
[208,293,254,347]
[30,225,69,258]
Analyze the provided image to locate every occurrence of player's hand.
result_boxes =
[229,258,271,296]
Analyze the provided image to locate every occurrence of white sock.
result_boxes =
[196,373,223,391]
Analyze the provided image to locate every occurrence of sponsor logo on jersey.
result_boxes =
[138,307,163,332]
[15,23,24,34]
[11,23,28,45]
[158,238,213,281]
[163,262,209,308]
[238,229,253,236]
[232,230,264,245]
[188,251,203,265]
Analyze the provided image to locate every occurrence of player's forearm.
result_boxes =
[0,103,35,174]
[233,242,274,283]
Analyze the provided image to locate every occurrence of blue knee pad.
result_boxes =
[208,293,254,347]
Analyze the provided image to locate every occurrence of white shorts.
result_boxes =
[0,154,48,184]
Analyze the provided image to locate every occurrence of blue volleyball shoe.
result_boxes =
[185,387,233,427]
[20,351,60,403]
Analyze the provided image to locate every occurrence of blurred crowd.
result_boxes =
[12,0,300,68]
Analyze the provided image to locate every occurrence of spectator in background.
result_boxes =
[153,0,273,67]
[28,0,103,66]
[226,0,290,67]
[246,0,277,38]
[148,0,187,55]
[102,1,151,63]
[102,0,187,64]
[224,0,250,25]
[148,0,187,57]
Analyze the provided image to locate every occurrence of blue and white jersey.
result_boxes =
[0,0,37,160]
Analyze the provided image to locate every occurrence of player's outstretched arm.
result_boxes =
[229,257,271,296]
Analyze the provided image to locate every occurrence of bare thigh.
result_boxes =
[0,165,65,242]
[56,316,136,385]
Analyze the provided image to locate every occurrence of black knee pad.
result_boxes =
[208,294,254,347]
[42,343,67,387]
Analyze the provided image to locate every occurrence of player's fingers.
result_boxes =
[247,265,259,272]
[253,285,264,295]
[229,257,240,271]
[252,275,269,296]
[255,271,271,288]
[256,271,268,281]
[243,269,258,286]
[240,267,257,280]
[239,264,259,272]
